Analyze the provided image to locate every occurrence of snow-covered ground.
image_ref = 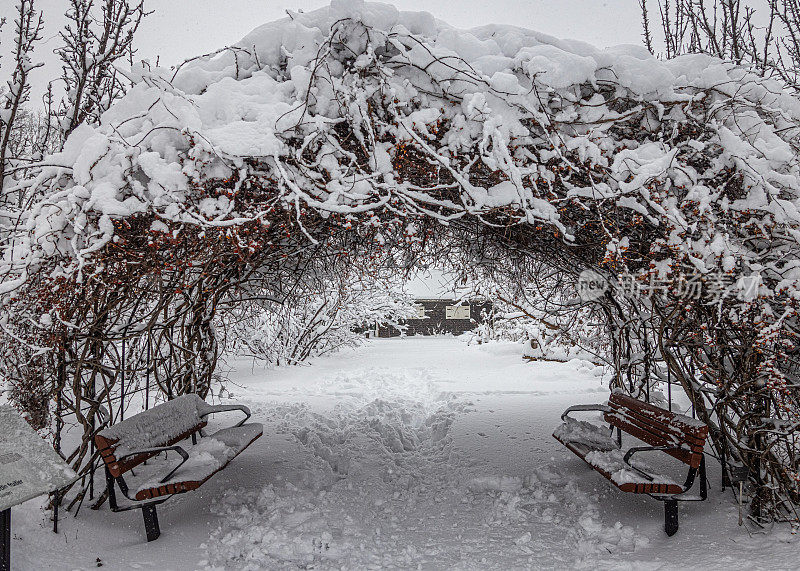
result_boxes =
[12,338,800,569]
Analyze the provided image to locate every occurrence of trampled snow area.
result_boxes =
[11,338,800,569]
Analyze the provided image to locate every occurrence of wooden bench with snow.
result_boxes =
[95,394,263,542]
[553,391,708,536]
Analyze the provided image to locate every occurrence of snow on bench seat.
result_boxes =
[129,423,263,500]
[98,394,245,454]
[554,416,683,495]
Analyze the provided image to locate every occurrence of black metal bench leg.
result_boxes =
[142,505,160,542]
[105,467,118,511]
[699,455,708,500]
[664,499,679,536]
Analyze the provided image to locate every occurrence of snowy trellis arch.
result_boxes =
[5,0,800,520]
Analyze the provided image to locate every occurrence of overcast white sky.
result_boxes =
[2,0,644,101]
[134,0,644,63]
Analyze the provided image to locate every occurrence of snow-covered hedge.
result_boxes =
[7,0,799,278]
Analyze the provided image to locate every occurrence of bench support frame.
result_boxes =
[650,454,707,536]
[142,505,160,542]
[664,499,678,536]
[104,467,167,542]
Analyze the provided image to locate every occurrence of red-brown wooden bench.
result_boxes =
[553,391,708,536]
[95,394,262,541]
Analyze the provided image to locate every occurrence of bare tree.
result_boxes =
[55,0,147,140]
[642,0,800,87]
[0,0,147,198]
[640,0,656,53]
[0,0,43,194]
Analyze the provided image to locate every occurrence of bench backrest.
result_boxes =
[603,392,708,468]
[95,394,207,478]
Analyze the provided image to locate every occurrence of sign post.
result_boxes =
[0,406,76,570]
[1,509,8,571]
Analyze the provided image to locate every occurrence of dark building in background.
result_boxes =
[375,298,493,337]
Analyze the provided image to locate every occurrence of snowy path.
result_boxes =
[13,338,800,569]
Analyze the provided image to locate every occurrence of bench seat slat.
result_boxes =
[604,413,703,468]
[606,406,706,449]
[553,432,685,495]
[130,423,263,501]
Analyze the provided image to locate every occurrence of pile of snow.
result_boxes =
[553,414,618,450]
[201,467,649,569]
[273,368,463,485]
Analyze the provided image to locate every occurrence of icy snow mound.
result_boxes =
[168,0,796,101]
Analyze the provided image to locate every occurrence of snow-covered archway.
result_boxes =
[4,0,800,520]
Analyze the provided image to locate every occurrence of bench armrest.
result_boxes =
[622,445,686,465]
[560,404,611,422]
[115,445,190,484]
[623,446,707,499]
[200,404,251,427]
